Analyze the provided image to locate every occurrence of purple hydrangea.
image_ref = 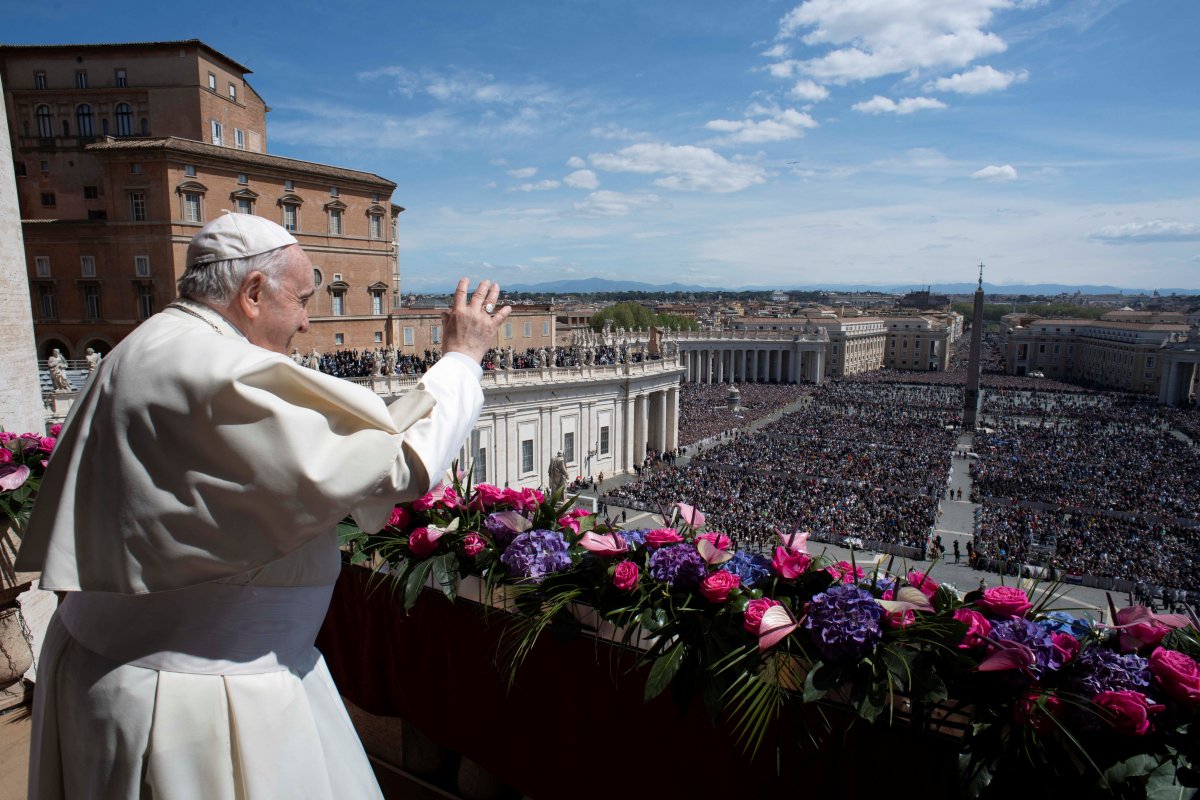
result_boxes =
[989,618,1063,678]
[722,550,772,589]
[647,543,706,589]
[499,529,571,582]
[1068,648,1151,697]
[803,584,884,662]
[620,529,650,548]
[484,512,522,548]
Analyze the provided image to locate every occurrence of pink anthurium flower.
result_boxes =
[696,537,734,566]
[675,502,705,528]
[1106,605,1192,652]
[977,639,1037,673]
[777,529,809,552]
[0,464,30,491]
[489,511,533,534]
[758,604,798,651]
[877,586,935,616]
[578,532,628,556]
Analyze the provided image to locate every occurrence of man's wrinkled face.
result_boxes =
[251,246,314,354]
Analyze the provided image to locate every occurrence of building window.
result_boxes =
[521,439,534,474]
[83,284,102,320]
[471,429,487,484]
[229,83,237,101]
[374,331,383,343]
[524,321,532,337]
[328,208,343,235]
[80,256,96,277]
[41,192,56,207]
[137,284,154,319]
[184,164,196,177]
[403,327,414,346]
[210,120,223,146]
[504,322,512,339]
[141,117,149,135]
[115,68,127,87]
[334,333,344,346]
[36,105,52,138]
[14,162,26,177]
[114,103,133,137]
[34,256,50,277]
[75,105,94,137]
[39,160,48,173]
[38,285,56,319]
[234,128,245,150]
[129,191,147,221]
[331,291,345,316]
[369,215,383,239]
[134,255,150,277]
[599,426,610,455]
[83,185,99,199]
[236,197,253,214]
[183,192,203,223]
[34,71,46,89]
[75,70,88,89]
[237,173,248,185]
[563,432,575,463]
[431,325,442,344]
[371,291,383,315]
[208,72,216,91]
[130,162,143,175]
[330,186,339,197]
[284,179,294,191]
[543,321,550,336]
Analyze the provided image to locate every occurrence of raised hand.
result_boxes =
[441,278,512,363]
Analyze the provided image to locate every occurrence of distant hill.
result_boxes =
[503,277,1197,295]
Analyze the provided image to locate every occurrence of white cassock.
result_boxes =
[16,299,484,799]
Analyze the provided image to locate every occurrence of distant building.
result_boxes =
[881,315,953,372]
[2,39,400,358]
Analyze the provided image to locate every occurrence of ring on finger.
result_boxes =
[484,302,496,314]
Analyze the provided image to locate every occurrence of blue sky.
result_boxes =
[11,0,1200,291]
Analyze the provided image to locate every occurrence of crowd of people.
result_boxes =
[974,503,1200,592]
[675,383,813,445]
[969,418,1200,521]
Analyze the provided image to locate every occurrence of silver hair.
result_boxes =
[176,246,294,305]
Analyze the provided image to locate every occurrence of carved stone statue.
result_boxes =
[548,451,568,494]
[505,346,515,370]
[290,347,305,366]
[384,346,398,375]
[370,350,384,377]
[48,349,72,392]
[85,347,102,375]
[306,348,322,370]
[537,347,549,368]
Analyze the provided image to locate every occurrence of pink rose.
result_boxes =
[770,547,811,579]
[38,436,55,453]
[49,424,63,437]
[906,570,940,600]
[461,533,486,558]
[0,448,11,465]
[411,492,437,512]
[558,514,582,535]
[1014,693,1062,735]
[1150,647,1200,709]
[743,597,781,634]
[388,506,410,529]
[826,561,864,584]
[953,608,993,649]
[612,560,639,591]
[568,508,592,519]
[1051,632,1080,665]
[0,432,14,442]
[699,571,740,603]
[884,609,916,629]
[470,483,505,510]
[644,528,684,548]
[407,527,441,558]
[1093,690,1164,737]
[438,487,460,509]
[976,586,1033,618]
[697,532,732,551]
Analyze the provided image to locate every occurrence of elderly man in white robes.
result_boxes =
[16,213,510,799]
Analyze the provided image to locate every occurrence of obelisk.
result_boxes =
[963,263,984,429]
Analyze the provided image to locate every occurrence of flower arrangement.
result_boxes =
[0,426,58,530]
[341,472,1200,799]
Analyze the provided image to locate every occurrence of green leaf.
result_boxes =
[337,521,364,546]
[432,553,459,602]
[645,642,685,701]
[1145,761,1186,800]
[402,559,435,611]
[803,664,828,702]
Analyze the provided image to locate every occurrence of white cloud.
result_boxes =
[590,124,647,141]
[509,179,561,192]
[1089,220,1200,243]
[573,190,667,217]
[565,155,587,169]
[852,95,946,115]
[971,164,1018,181]
[762,43,791,59]
[773,0,1020,84]
[589,143,767,193]
[789,80,830,102]
[564,169,599,189]
[507,167,537,179]
[927,65,1029,94]
[359,65,560,106]
[705,107,818,145]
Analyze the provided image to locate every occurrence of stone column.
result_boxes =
[715,350,724,383]
[636,393,649,465]
[623,394,636,472]
[655,391,667,454]
[666,387,679,450]
[750,348,758,382]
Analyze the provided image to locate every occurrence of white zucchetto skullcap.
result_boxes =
[186,213,298,268]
